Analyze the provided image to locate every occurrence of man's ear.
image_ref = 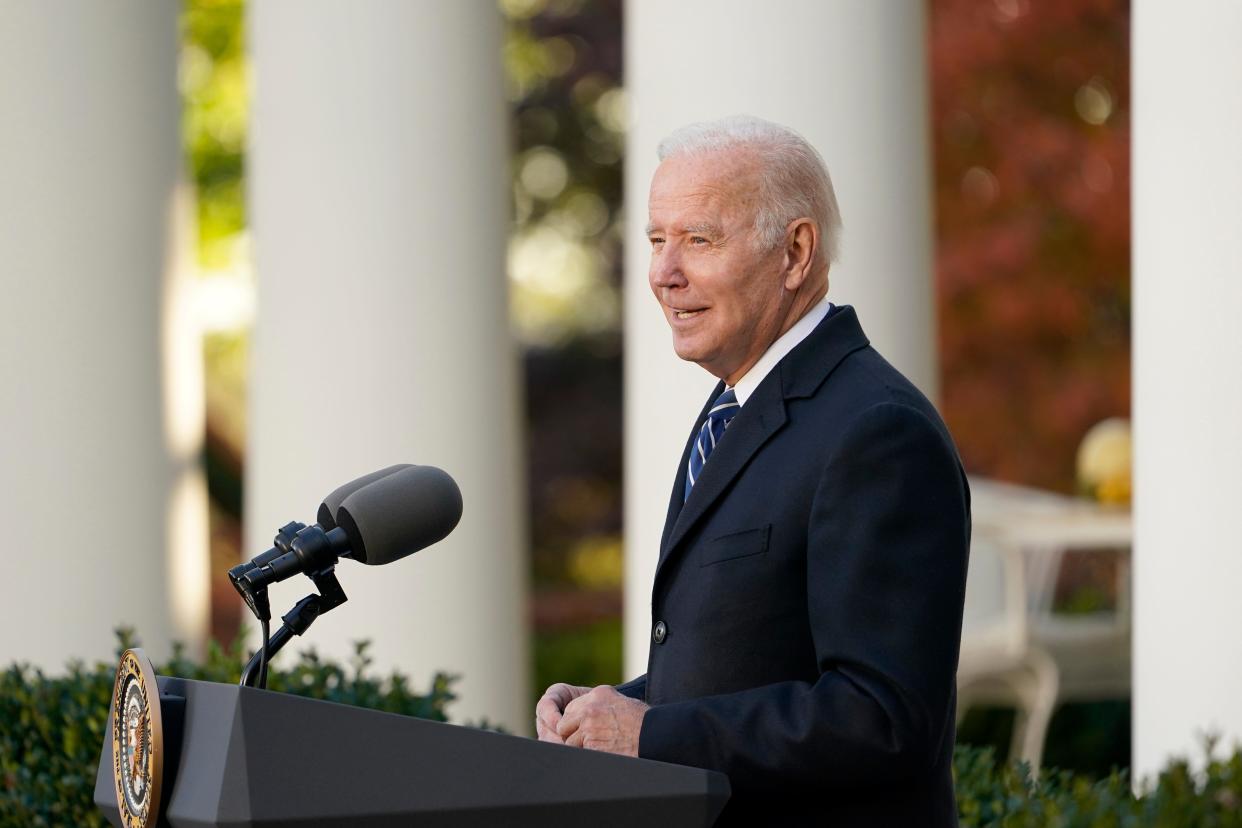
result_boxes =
[782,218,818,291]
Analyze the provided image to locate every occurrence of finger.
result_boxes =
[535,705,564,738]
[536,711,562,738]
[545,683,577,708]
[564,726,586,748]
[557,702,587,739]
[563,692,593,718]
[536,721,564,743]
[537,688,563,713]
[535,696,564,727]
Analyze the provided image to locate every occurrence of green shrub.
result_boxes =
[954,740,1242,827]
[0,629,455,828]
[3,632,1241,828]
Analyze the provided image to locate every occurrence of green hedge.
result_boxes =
[954,738,1242,826]
[0,630,454,828]
[3,632,1240,827]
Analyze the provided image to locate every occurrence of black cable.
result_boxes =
[259,617,270,690]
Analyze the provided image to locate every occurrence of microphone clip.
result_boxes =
[228,522,305,623]
[237,535,351,689]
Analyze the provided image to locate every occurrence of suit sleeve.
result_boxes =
[615,674,647,701]
[637,402,970,792]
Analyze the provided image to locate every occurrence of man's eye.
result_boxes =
[690,236,709,245]
[649,237,664,246]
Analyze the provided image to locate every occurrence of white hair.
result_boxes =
[657,115,843,265]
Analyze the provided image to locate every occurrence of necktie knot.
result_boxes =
[684,388,739,501]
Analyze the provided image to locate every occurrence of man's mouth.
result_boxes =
[672,307,706,319]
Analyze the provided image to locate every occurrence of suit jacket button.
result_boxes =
[652,621,667,644]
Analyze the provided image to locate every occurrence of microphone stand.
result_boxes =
[230,521,352,689]
[240,566,349,689]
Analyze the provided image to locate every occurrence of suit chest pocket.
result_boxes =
[698,524,770,567]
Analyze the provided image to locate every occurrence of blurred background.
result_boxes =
[2,0,1238,796]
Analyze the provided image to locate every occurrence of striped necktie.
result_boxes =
[684,388,740,501]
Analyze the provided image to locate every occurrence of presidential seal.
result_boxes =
[111,649,164,828]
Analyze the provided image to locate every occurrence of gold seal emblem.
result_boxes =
[111,649,164,828]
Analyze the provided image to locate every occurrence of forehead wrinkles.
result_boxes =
[649,158,762,233]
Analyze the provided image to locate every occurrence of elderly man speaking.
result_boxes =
[537,116,971,826]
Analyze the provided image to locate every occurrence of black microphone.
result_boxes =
[239,464,462,591]
[317,463,415,530]
[334,465,463,565]
[228,464,414,618]
[232,464,461,690]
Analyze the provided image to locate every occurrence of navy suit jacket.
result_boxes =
[617,305,970,826]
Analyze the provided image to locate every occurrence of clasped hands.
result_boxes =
[535,683,648,757]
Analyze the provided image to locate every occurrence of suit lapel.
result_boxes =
[660,380,724,553]
[656,374,788,577]
[653,305,871,585]
[779,305,870,401]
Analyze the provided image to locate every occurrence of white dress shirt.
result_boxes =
[731,295,834,406]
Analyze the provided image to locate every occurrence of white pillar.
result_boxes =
[1132,1,1242,782]
[624,1,936,677]
[0,3,208,666]
[248,1,528,731]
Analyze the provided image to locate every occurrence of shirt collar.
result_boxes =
[730,295,833,406]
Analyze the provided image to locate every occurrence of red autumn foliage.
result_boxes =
[931,0,1130,492]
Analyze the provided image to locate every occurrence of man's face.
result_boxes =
[646,148,790,385]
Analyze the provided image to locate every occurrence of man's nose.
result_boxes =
[650,246,687,289]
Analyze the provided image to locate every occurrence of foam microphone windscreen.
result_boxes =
[317,464,414,530]
[334,465,463,565]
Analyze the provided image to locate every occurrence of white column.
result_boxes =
[1132,1,1242,782]
[624,1,936,677]
[0,3,208,666]
[248,1,528,731]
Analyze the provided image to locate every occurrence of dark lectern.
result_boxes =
[94,676,730,827]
